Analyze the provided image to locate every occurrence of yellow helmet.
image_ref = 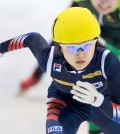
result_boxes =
[52,7,100,44]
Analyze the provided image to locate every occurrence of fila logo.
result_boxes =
[48,126,63,133]
[92,81,103,89]
[53,63,62,72]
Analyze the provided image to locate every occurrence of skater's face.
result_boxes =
[60,39,97,70]
[92,0,118,14]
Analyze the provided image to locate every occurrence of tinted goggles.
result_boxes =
[60,39,97,54]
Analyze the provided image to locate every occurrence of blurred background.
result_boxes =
[0,0,88,134]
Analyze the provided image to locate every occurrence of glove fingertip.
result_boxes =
[76,81,81,86]
[73,95,79,100]
[70,90,74,94]
[73,85,78,90]
[73,95,76,100]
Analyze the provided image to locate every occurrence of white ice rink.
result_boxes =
[0,0,88,133]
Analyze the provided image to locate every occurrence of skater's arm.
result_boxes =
[71,52,120,124]
[0,32,52,71]
[0,32,49,55]
[99,53,120,124]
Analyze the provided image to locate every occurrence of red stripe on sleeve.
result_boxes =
[47,98,67,107]
[11,38,17,50]
[47,108,61,115]
[47,103,64,109]
[8,39,14,51]
[47,114,58,121]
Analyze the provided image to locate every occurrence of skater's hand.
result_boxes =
[71,81,104,107]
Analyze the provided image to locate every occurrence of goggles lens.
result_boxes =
[60,39,97,54]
